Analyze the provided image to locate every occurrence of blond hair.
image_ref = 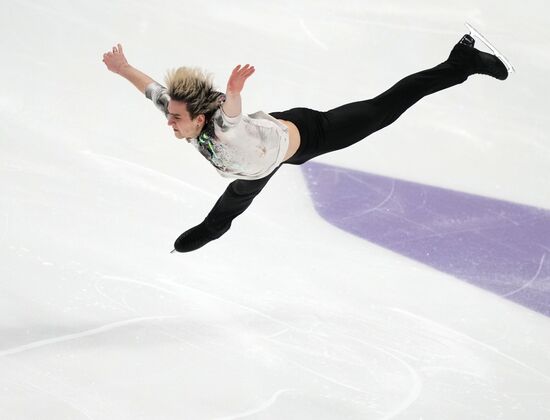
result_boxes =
[165,67,224,120]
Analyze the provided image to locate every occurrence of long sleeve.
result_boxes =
[145,82,170,116]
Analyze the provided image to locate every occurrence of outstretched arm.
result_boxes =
[222,64,255,118]
[102,44,157,94]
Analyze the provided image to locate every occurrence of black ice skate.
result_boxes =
[448,23,512,81]
[172,220,229,253]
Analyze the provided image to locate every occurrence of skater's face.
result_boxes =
[166,100,205,142]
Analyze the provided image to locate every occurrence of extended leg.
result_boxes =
[320,61,468,154]
[173,168,279,252]
[313,34,507,157]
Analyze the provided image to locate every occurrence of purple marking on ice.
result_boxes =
[303,161,550,316]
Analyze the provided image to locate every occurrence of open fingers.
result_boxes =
[111,44,124,54]
[241,64,254,73]
[233,64,255,77]
[243,66,255,78]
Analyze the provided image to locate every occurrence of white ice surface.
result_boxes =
[1,1,550,419]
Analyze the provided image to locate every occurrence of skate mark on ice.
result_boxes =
[337,332,423,419]
[212,389,295,420]
[101,274,181,298]
[156,278,425,404]
[0,315,181,357]
[262,328,290,339]
[104,275,298,334]
[299,18,329,50]
[264,333,365,367]
[341,178,396,219]
[263,327,421,404]
[93,278,136,313]
[14,378,95,420]
[286,358,368,394]
[157,278,299,331]
[391,307,550,383]
[302,161,550,317]
[81,150,216,199]
[501,253,546,298]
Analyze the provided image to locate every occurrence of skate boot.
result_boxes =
[173,220,229,252]
[448,34,508,80]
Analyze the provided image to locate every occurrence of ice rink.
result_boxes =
[1,1,550,419]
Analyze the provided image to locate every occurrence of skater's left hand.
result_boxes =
[226,64,255,94]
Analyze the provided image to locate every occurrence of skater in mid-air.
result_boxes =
[102,26,510,253]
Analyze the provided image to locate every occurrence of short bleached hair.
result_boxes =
[165,67,225,121]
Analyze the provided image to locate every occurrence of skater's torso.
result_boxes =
[279,119,300,161]
[146,81,301,179]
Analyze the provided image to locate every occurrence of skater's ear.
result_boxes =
[194,113,206,126]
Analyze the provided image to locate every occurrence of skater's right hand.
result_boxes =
[102,43,130,74]
[226,64,255,95]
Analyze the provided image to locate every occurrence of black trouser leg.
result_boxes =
[204,167,279,233]
[316,59,469,156]
[174,168,279,252]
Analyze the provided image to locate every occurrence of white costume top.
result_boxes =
[145,82,289,180]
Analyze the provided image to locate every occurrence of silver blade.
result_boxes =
[465,22,515,73]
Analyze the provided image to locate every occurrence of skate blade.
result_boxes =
[465,22,515,73]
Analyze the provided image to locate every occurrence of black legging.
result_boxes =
[202,58,469,236]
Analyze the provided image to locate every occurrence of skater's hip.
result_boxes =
[270,107,325,165]
[277,119,301,161]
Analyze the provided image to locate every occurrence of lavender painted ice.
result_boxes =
[303,161,550,316]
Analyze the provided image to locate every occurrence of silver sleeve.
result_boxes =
[145,82,170,116]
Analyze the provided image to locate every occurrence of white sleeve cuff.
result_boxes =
[220,106,242,125]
